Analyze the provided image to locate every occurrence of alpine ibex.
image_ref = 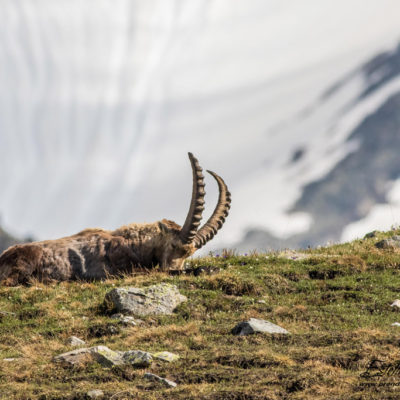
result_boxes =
[0,153,231,285]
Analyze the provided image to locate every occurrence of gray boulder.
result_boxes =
[90,346,125,367]
[375,236,400,249]
[232,318,290,336]
[53,347,93,365]
[144,372,177,388]
[54,346,124,367]
[105,283,187,316]
[122,350,152,367]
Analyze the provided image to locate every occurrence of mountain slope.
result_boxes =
[234,44,400,251]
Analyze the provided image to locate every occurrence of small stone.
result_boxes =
[257,300,266,304]
[152,351,179,362]
[232,318,290,336]
[3,358,16,362]
[375,236,400,249]
[105,283,187,316]
[66,336,86,347]
[392,322,400,327]
[144,372,177,388]
[122,350,152,367]
[391,300,400,309]
[86,390,104,399]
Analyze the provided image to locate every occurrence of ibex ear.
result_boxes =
[158,221,169,234]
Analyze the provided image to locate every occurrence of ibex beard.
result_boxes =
[0,153,231,285]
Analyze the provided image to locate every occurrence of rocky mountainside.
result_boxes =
[234,44,400,251]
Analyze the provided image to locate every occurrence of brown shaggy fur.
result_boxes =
[0,219,196,285]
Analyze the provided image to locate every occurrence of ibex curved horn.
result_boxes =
[194,170,231,249]
[179,152,206,243]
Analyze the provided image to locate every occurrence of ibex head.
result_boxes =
[0,153,230,284]
[150,152,231,270]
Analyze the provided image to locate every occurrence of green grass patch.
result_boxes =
[2,230,400,398]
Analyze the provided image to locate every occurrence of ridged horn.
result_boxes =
[194,170,231,249]
[179,153,206,243]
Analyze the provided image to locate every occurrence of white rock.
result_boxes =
[232,318,290,335]
[391,300,400,308]
[66,336,86,346]
[87,390,104,399]
[392,322,400,327]
[144,372,177,388]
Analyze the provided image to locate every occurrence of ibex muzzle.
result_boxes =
[0,153,231,285]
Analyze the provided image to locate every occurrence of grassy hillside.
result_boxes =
[2,230,400,399]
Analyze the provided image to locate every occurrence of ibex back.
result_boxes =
[0,153,231,285]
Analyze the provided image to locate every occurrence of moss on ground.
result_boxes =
[2,230,400,399]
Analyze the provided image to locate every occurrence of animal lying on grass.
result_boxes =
[0,153,230,285]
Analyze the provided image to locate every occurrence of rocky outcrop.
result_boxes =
[54,346,124,367]
[54,346,179,368]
